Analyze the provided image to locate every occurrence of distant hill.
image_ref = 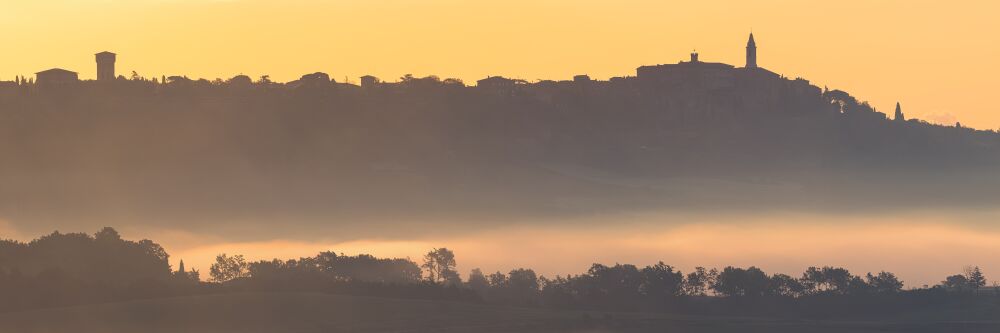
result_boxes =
[1,63,999,234]
[0,292,998,333]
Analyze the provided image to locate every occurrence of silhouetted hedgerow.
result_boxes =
[2,228,998,317]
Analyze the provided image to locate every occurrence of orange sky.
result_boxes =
[1,0,998,129]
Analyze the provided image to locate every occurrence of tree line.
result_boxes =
[1,228,996,316]
[212,237,996,316]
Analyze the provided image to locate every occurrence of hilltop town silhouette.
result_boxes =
[5,33,969,130]
[8,33,905,124]
[10,33,976,133]
[0,33,998,229]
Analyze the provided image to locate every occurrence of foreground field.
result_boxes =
[0,293,998,333]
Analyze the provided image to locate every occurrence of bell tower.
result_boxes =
[746,33,757,69]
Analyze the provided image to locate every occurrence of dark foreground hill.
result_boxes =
[0,292,998,333]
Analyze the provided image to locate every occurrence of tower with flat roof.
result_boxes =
[96,51,116,81]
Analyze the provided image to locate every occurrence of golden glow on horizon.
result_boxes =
[1,0,998,128]
[156,217,1000,288]
[5,210,1000,287]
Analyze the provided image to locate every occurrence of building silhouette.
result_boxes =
[96,51,116,81]
[636,50,737,90]
[631,33,829,120]
[287,72,331,88]
[360,75,379,89]
[477,76,517,96]
[894,102,905,121]
[746,33,757,69]
[35,68,79,86]
[477,76,515,87]
[300,72,331,83]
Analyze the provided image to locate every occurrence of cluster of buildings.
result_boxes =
[633,34,826,118]
[473,33,838,119]
[27,51,379,90]
[477,33,768,90]
[27,33,767,90]
[28,33,774,92]
[16,33,904,123]
[33,51,116,86]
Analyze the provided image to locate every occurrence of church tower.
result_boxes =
[746,33,757,69]
[894,102,905,121]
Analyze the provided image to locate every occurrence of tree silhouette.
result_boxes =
[94,227,122,242]
[487,271,508,288]
[422,248,458,285]
[639,262,684,298]
[505,268,540,305]
[466,268,489,293]
[209,254,249,283]
[684,267,717,296]
[942,274,970,291]
[769,273,806,297]
[802,266,856,295]
[965,266,987,289]
[865,271,904,294]
[712,266,770,297]
[173,260,200,283]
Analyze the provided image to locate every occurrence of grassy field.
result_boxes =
[0,292,998,333]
